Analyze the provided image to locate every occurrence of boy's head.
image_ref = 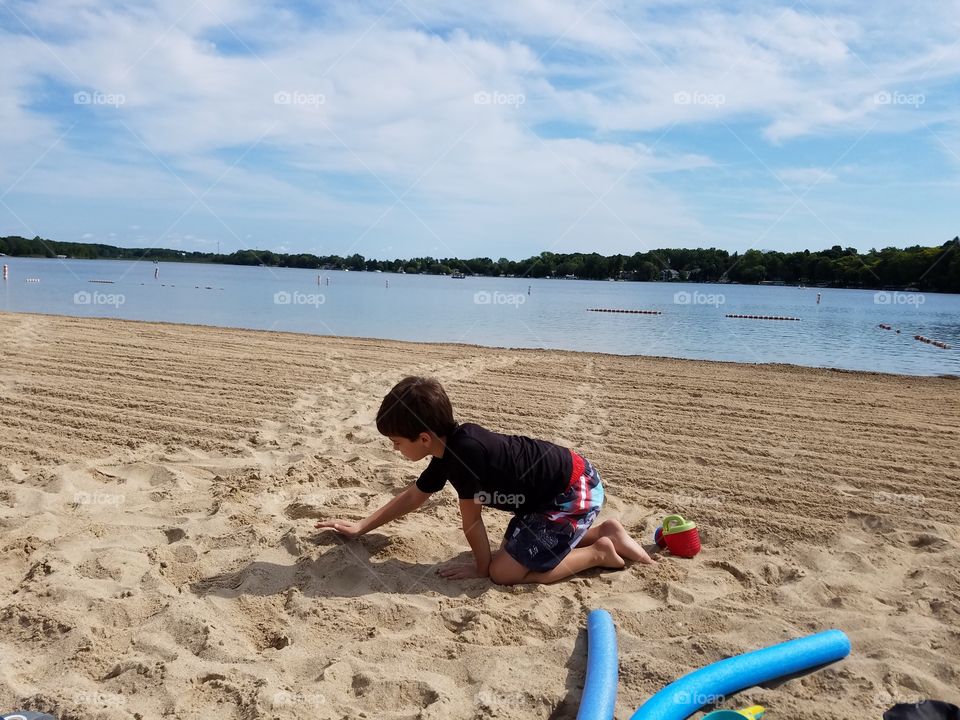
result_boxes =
[376,377,456,451]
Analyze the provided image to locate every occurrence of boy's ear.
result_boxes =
[417,431,433,445]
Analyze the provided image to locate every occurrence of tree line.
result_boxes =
[2,235,958,292]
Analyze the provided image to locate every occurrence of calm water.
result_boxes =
[2,256,959,376]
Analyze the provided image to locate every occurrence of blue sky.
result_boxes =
[1,0,958,260]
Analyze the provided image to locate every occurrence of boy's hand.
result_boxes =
[314,519,365,539]
[438,561,488,580]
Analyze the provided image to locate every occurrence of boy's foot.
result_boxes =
[593,536,626,569]
[599,519,657,565]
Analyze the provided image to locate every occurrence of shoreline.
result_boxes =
[6,255,960,295]
[3,309,957,381]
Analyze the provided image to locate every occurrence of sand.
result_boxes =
[0,310,958,720]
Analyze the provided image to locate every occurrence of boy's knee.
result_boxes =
[488,553,526,586]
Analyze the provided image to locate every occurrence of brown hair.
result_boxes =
[376,376,456,440]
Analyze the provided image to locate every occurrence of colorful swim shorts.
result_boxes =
[503,450,605,572]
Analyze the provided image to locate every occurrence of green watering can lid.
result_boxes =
[662,514,696,534]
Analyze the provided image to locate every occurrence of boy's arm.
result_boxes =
[457,498,491,577]
[315,482,430,537]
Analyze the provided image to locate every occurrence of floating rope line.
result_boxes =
[914,335,951,349]
[587,308,662,315]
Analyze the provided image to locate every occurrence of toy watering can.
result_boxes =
[659,514,701,558]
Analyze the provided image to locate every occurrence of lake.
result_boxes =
[2,256,958,376]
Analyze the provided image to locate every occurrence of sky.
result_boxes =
[1,0,959,260]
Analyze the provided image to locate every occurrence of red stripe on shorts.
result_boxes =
[569,450,588,511]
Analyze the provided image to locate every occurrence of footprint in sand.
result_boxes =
[848,510,895,533]
[351,672,441,710]
[164,527,187,543]
[908,533,951,552]
[96,462,180,488]
[440,607,480,635]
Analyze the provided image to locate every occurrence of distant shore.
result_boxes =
[4,234,959,292]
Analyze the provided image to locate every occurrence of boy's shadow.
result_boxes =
[190,531,489,599]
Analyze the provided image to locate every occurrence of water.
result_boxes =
[2,256,959,376]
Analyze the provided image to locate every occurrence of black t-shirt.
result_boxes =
[415,422,573,513]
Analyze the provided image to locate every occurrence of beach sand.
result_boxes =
[0,311,958,720]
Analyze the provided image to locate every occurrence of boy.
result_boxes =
[315,376,654,585]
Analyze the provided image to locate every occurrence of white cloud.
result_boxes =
[1,0,958,256]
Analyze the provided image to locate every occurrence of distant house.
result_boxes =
[660,268,680,281]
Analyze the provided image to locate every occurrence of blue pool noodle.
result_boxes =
[577,609,619,720]
[629,629,851,720]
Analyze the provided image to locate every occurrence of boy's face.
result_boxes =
[388,433,433,461]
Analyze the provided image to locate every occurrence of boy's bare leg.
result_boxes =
[488,537,624,585]
[577,519,656,564]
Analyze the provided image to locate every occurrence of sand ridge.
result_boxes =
[0,311,958,719]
